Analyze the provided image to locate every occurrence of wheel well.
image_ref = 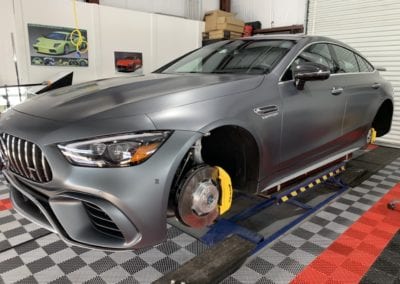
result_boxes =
[372,100,393,137]
[201,126,259,194]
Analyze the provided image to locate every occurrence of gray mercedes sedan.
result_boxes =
[0,35,393,250]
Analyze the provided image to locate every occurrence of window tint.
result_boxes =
[355,54,374,72]
[331,45,359,73]
[159,40,295,75]
[282,43,334,81]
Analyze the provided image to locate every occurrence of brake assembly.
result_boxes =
[176,165,232,228]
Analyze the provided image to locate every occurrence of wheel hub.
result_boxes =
[191,180,219,216]
[177,166,220,228]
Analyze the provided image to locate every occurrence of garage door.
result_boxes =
[307,0,400,147]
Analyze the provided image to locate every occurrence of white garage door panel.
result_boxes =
[308,0,400,147]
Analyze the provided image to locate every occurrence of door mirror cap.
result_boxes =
[376,66,386,72]
[293,62,331,90]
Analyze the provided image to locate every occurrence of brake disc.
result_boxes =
[177,165,220,228]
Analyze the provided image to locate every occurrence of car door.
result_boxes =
[329,45,381,142]
[278,43,347,169]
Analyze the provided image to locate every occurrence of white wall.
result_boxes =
[97,6,152,78]
[0,0,204,85]
[0,0,18,85]
[100,0,219,20]
[153,14,202,68]
[100,0,186,17]
[231,0,307,29]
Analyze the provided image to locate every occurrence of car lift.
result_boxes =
[200,162,348,252]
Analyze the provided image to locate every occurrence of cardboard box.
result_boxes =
[208,30,243,40]
[216,23,244,33]
[217,16,244,27]
[204,10,233,32]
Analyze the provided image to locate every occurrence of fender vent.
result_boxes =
[83,202,124,239]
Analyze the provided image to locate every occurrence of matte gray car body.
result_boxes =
[0,35,394,250]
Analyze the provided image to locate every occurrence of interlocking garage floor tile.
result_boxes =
[0,209,50,252]
[0,176,9,200]
[0,225,207,283]
[223,157,400,284]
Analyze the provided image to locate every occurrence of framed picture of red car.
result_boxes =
[114,52,143,74]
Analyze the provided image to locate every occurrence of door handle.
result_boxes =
[331,87,343,95]
[371,83,381,89]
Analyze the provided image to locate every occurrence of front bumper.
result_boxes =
[2,129,201,250]
[33,45,61,55]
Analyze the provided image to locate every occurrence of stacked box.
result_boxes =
[216,16,244,33]
[204,10,233,32]
[203,30,243,40]
[204,10,244,39]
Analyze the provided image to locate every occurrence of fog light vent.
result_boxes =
[83,202,124,239]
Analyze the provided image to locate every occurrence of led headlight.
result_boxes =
[54,43,61,47]
[58,131,172,167]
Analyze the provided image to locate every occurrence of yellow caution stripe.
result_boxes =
[279,165,346,203]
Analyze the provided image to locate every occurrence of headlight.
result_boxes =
[54,43,61,47]
[58,131,172,167]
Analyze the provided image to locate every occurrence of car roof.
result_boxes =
[239,34,354,51]
[242,34,306,41]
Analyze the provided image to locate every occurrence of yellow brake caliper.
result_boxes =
[215,166,233,215]
[369,128,377,144]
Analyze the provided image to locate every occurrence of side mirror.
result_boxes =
[293,62,330,90]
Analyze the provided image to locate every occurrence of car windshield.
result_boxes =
[45,32,66,40]
[157,39,295,75]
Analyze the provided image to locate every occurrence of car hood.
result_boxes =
[14,73,264,123]
[35,37,64,46]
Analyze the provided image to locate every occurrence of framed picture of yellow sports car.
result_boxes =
[28,23,89,67]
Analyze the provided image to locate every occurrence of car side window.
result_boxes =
[355,54,374,72]
[330,45,359,73]
[282,43,334,81]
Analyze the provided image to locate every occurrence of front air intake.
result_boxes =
[0,133,52,183]
[83,202,124,239]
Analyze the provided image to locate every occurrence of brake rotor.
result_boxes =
[177,165,220,228]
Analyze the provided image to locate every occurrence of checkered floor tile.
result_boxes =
[0,209,50,253]
[0,175,9,200]
[293,183,400,283]
[222,158,400,284]
[0,224,207,283]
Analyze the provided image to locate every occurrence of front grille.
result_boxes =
[0,133,52,183]
[83,202,124,239]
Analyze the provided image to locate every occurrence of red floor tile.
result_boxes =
[292,267,329,284]
[291,183,400,284]
[0,198,12,211]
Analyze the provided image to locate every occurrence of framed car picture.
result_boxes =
[28,23,88,67]
[114,51,143,74]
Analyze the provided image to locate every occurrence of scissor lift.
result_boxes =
[200,162,348,251]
